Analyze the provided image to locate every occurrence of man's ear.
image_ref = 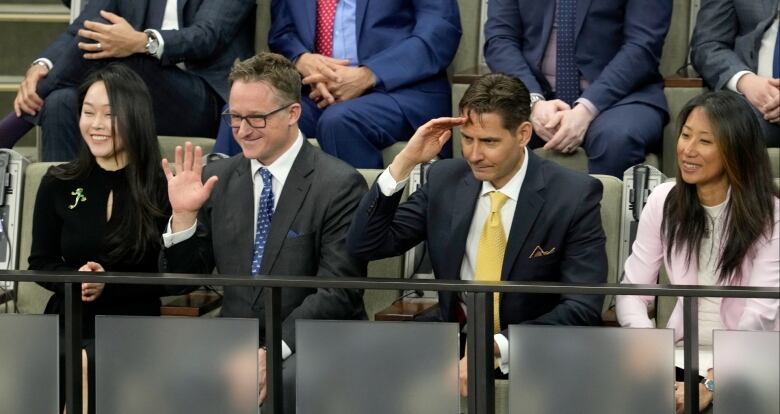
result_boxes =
[288,102,302,126]
[515,121,533,147]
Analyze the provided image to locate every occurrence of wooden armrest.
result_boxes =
[160,291,222,317]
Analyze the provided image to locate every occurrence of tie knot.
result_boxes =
[489,191,509,213]
[258,167,273,186]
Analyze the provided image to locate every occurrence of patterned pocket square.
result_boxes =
[529,245,556,258]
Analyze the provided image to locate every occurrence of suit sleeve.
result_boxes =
[268,0,310,61]
[280,170,368,351]
[690,0,749,91]
[615,183,672,328]
[28,175,71,295]
[158,0,256,66]
[346,168,435,262]
[519,177,607,328]
[38,0,115,65]
[483,0,546,95]
[360,0,461,91]
[736,211,780,331]
[579,0,672,112]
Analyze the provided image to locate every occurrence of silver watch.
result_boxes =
[143,30,160,56]
[530,94,545,109]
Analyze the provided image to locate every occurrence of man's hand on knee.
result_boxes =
[531,99,569,142]
[14,63,48,117]
[544,104,594,153]
[738,74,780,122]
[78,10,147,60]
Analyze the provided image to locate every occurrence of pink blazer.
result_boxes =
[616,182,780,342]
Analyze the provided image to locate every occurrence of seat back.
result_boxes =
[592,174,623,315]
[15,162,58,314]
[158,136,215,162]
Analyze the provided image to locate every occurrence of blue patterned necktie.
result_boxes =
[250,168,275,276]
[556,0,579,106]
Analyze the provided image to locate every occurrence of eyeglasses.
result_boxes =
[221,102,293,129]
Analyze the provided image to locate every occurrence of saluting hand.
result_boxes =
[162,142,219,232]
[388,117,466,181]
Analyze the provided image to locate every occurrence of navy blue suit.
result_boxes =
[347,152,607,334]
[31,0,255,161]
[484,0,671,176]
[267,0,461,168]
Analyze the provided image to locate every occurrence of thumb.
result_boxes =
[202,176,219,196]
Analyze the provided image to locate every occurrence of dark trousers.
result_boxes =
[28,48,221,161]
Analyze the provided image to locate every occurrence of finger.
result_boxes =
[316,83,335,104]
[323,57,350,66]
[161,158,174,181]
[82,19,112,33]
[202,176,219,196]
[545,112,564,129]
[768,78,780,87]
[316,63,343,83]
[77,28,103,42]
[302,73,330,85]
[183,141,194,171]
[317,99,330,109]
[428,117,467,129]
[174,145,184,174]
[552,100,571,111]
[83,52,112,60]
[545,129,567,150]
[437,130,453,146]
[21,81,45,108]
[13,98,21,117]
[193,146,204,173]
[99,9,124,24]
[17,99,38,116]
[78,42,103,52]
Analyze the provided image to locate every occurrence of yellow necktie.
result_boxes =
[475,191,509,334]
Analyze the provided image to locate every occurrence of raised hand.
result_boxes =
[161,142,219,232]
[389,117,466,181]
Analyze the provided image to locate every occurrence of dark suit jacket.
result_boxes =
[484,0,670,115]
[691,0,780,90]
[162,141,368,350]
[268,0,461,128]
[40,0,256,100]
[347,152,607,335]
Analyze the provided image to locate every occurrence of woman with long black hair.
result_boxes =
[29,63,170,413]
[617,91,779,413]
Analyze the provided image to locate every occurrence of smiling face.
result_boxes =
[79,81,127,169]
[229,80,301,165]
[677,106,728,198]
[459,111,532,189]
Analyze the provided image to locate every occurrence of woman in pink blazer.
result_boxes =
[616,91,779,413]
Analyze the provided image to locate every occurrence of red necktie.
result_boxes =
[315,0,339,56]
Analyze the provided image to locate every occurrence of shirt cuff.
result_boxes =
[575,98,599,118]
[494,333,510,374]
[32,58,53,71]
[162,217,197,248]
[146,29,164,60]
[281,340,292,360]
[376,168,408,196]
[727,71,753,93]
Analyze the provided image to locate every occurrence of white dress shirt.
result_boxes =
[726,16,780,92]
[377,147,530,373]
[163,131,305,359]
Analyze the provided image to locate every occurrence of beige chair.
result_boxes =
[768,148,779,179]
[592,174,624,316]
[14,162,59,314]
[157,136,215,161]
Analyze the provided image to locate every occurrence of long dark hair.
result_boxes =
[662,91,778,284]
[50,63,168,264]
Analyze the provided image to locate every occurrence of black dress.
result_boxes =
[29,164,167,338]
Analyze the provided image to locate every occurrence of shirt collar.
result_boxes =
[250,130,305,184]
[479,147,529,201]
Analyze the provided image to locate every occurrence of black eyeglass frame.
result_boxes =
[221,102,294,129]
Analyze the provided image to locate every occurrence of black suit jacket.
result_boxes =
[40,0,255,100]
[162,141,367,350]
[347,151,607,335]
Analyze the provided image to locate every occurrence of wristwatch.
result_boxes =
[700,377,715,393]
[143,29,160,56]
[530,94,545,109]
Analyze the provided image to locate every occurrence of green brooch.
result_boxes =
[68,188,87,209]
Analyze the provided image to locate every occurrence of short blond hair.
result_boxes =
[228,52,301,104]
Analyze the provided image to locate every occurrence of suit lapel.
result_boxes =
[446,174,481,280]
[355,0,369,47]
[303,0,317,47]
[541,0,556,48]
[230,158,257,275]
[178,0,188,24]
[574,0,593,41]
[259,142,315,276]
[502,152,545,281]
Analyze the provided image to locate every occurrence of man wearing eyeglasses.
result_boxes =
[160,52,367,414]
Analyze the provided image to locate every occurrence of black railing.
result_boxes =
[2,270,778,414]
